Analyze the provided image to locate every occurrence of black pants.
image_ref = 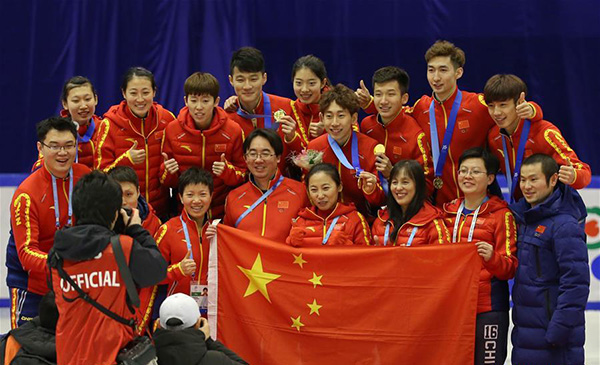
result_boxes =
[475,311,509,365]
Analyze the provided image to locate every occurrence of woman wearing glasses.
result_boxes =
[371,160,449,246]
[443,147,517,365]
[223,128,309,242]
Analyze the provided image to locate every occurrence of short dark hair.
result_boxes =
[522,153,559,184]
[184,72,220,99]
[107,166,139,187]
[178,167,214,194]
[73,171,122,228]
[36,116,77,142]
[61,76,97,103]
[425,40,466,69]
[243,128,283,157]
[38,291,59,330]
[305,163,341,188]
[484,74,528,104]
[372,66,410,94]
[121,67,156,92]
[292,55,329,84]
[387,160,427,242]
[230,47,265,75]
[458,147,500,175]
[319,84,360,115]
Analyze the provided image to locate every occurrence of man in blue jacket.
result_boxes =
[510,153,590,365]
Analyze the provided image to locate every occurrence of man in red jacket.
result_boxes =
[484,74,591,202]
[224,47,305,176]
[356,40,543,206]
[359,66,434,192]
[6,117,90,328]
[161,72,246,219]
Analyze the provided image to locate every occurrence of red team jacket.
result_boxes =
[223,171,309,242]
[96,101,175,216]
[290,99,322,142]
[31,112,101,171]
[8,163,90,295]
[443,196,518,313]
[226,93,306,174]
[155,211,210,295]
[307,132,386,218]
[286,203,371,246]
[372,202,450,246]
[160,106,247,218]
[52,235,135,365]
[360,110,434,192]
[487,119,591,199]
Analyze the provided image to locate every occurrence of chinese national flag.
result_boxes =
[208,225,480,365]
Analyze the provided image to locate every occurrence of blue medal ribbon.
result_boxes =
[327,132,363,177]
[383,222,391,246]
[501,120,531,203]
[74,119,95,163]
[179,214,196,279]
[236,92,276,129]
[378,172,389,194]
[452,196,489,243]
[235,175,284,227]
[406,226,418,247]
[322,216,340,245]
[51,168,74,228]
[429,89,463,179]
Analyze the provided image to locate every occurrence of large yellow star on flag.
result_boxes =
[308,272,323,288]
[237,253,281,303]
[292,253,307,268]
[291,315,304,331]
[307,299,322,316]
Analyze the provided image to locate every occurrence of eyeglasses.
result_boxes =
[245,151,275,160]
[40,141,76,152]
[457,168,487,177]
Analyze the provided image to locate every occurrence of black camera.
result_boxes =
[113,206,133,234]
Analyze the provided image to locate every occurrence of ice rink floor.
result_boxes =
[1,307,598,364]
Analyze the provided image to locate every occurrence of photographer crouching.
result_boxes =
[48,170,167,365]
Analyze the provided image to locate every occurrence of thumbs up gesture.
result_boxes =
[162,152,179,174]
[355,80,372,108]
[179,250,197,276]
[128,140,146,165]
[558,158,577,185]
[515,91,535,120]
[212,153,227,177]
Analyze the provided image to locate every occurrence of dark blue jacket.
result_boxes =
[510,183,589,365]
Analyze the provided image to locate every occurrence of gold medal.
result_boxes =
[273,109,286,122]
[373,144,386,155]
[433,176,443,190]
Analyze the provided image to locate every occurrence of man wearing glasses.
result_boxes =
[223,128,309,242]
[6,117,90,328]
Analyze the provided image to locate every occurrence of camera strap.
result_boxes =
[51,235,140,331]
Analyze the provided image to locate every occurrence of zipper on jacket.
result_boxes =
[535,246,541,278]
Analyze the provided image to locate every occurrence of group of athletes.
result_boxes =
[6,40,592,364]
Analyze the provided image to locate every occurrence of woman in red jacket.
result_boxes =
[372,160,450,246]
[443,147,517,365]
[96,67,175,218]
[32,76,101,170]
[287,163,371,246]
[290,55,330,142]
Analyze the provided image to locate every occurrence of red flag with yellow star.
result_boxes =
[207,225,480,365]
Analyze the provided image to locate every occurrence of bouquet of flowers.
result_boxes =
[289,149,323,170]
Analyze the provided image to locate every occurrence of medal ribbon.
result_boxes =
[235,175,284,227]
[179,214,196,279]
[51,168,74,228]
[429,89,463,178]
[74,118,95,163]
[322,216,340,245]
[236,92,276,129]
[452,196,489,243]
[327,132,363,177]
[406,226,418,247]
[501,120,531,203]
[383,222,391,246]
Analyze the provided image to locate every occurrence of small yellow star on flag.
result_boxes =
[292,253,307,268]
[291,315,304,331]
[307,299,322,316]
[237,253,281,303]
[308,272,323,288]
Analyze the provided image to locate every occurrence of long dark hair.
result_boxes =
[387,160,427,242]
